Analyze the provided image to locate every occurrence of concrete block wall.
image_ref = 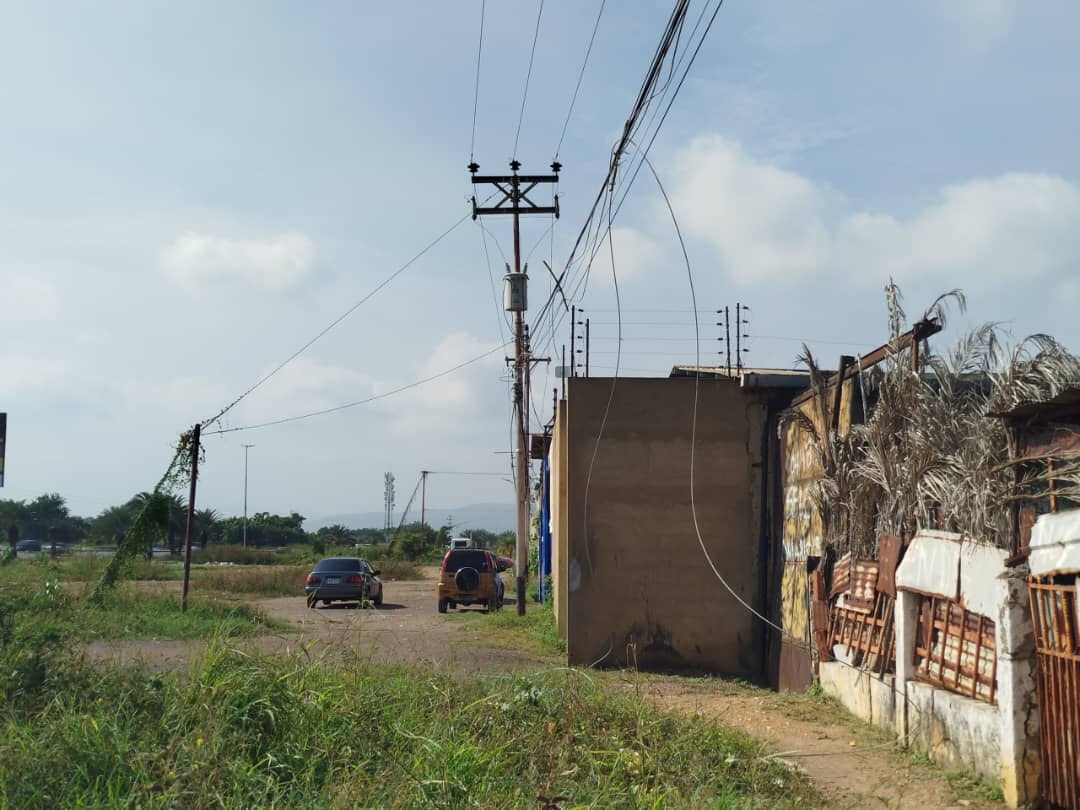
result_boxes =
[562,377,765,676]
[818,662,896,733]
[814,574,1039,807]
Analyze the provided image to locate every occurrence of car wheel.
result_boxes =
[448,600,457,610]
[373,588,383,607]
[322,599,331,606]
[438,598,448,614]
[487,597,497,613]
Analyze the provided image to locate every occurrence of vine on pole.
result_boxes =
[89,428,202,604]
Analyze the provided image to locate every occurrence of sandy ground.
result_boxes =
[83,566,1003,809]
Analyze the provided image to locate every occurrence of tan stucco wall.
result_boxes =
[563,377,765,677]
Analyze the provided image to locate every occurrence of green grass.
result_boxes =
[0,571,285,647]
[451,599,566,656]
[0,642,822,808]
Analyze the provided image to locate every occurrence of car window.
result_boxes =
[313,558,363,572]
[443,550,489,573]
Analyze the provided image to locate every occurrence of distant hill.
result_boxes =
[308,503,515,533]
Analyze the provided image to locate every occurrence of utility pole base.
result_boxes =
[516,576,526,616]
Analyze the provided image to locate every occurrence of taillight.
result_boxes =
[346,574,364,584]
[306,574,321,585]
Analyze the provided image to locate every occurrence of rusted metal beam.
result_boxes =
[844,317,942,381]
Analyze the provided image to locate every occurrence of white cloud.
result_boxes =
[934,0,1013,46]
[670,137,832,281]
[161,231,316,289]
[588,227,665,286]
[666,136,1080,287]
[5,276,60,325]
[376,331,506,435]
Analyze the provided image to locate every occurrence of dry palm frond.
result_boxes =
[783,284,1080,555]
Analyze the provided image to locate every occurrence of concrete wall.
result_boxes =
[819,663,897,734]
[561,376,765,676]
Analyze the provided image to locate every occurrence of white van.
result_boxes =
[450,536,476,550]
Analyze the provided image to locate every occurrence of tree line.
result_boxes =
[0,493,514,554]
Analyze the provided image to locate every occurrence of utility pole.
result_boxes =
[560,345,566,398]
[720,307,732,377]
[383,472,396,544]
[570,305,577,377]
[242,443,254,548]
[181,423,201,612]
[736,303,750,374]
[575,312,590,378]
[420,470,429,542]
[471,159,560,616]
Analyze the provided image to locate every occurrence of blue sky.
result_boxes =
[2,1,1078,522]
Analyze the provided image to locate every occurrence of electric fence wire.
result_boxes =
[553,0,607,161]
[469,0,486,163]
[202,201,488,431]
[202,340,511,436]
[512,0,545,159]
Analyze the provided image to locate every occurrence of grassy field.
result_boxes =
[0,640,821,808]
[0,558,286,646]
[451,599,566,656]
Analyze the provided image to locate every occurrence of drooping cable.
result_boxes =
[580,195,622,576]
[637,146,784,635]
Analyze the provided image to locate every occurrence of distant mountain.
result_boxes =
[308,502,515,533]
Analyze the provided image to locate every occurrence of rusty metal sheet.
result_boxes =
[847,559,879,611]
[830,552,852,598]
[1029,577,1080,809]
[812,598,833,662]
[810,568,826,601]
[778,639,814,692]
[1017,425,1080,458]
[876,533,902,596]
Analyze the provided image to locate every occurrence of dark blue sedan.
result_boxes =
[304,557,383,608]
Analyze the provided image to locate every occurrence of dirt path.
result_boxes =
[84,567,554,674]
[84,567,1004,809]
[622,674,1003,810]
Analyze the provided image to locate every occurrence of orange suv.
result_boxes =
[437,548,504,613]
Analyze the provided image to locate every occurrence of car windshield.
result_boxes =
[443,550,489,573]
[313,558,364,573]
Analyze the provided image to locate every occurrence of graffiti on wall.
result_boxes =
[782,416,823,562]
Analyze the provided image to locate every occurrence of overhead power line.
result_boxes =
[203,199,487,431]
[469,0,487,162]
[532,0,728,358]
[554,0,607,160]
[203,340,510,436]
[512,0,545,159]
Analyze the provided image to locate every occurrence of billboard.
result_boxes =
[0,413,5,487]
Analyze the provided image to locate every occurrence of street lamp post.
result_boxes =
[242,444,255,547]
